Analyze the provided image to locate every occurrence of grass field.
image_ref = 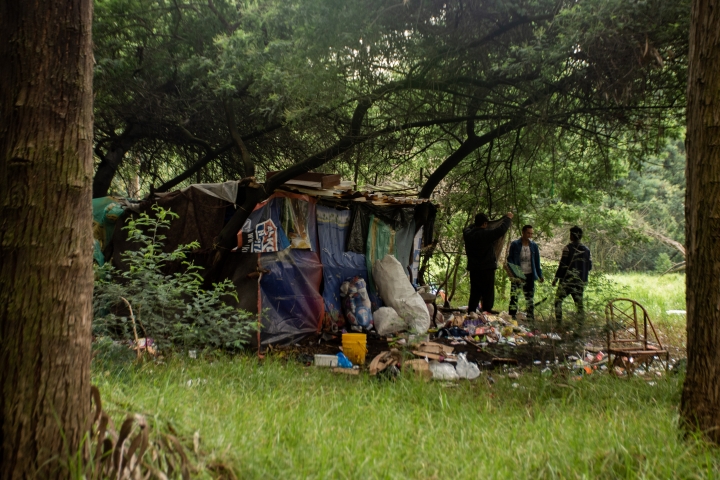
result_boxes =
[607,273,686,323]
[93,272,713,479]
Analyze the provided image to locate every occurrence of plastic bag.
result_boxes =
[372,255,430,334]
[429,360,459,380]
[373,306,406,336]
[455,353,481,380]
[337,352,353,368]
[340,276,373,328]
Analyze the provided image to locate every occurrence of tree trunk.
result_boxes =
[92,124,141,198]
[681,0,720,443]
[0,0,94,476]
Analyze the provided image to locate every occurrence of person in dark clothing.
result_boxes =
[463,212,513,313]
[506,225,544,321]
[552,226,592,328]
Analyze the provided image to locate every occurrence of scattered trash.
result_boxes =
[133,338,156,355]
[188,350,197,359]
[404,358,432,379]
[332,367,360,375]
[185,378,207,387]
[340,276,373,329]
[511,383,520,388]
[342,333,367,364]
[507,372,520,379]
[336,352,353,368]
[368,350,401,376]
[314,354,339,367]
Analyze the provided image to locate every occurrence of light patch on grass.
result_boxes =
[608,273,686,324]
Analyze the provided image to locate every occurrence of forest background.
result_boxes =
[92,0,688,308]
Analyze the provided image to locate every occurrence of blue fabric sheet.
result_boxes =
[259,248,324,344]
[247,193,323,344]
[317,206,380,329]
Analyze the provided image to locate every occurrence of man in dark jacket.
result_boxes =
[552,226,592,328]
[506,225,544,321]
[463,212,513,313]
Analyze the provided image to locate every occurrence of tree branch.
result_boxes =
[224,99,254,177]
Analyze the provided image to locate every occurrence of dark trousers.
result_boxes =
[468,269,495,313]
[509,276,535,319]
[555,282,585,324]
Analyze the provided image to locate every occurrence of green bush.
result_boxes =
[93,205,255,351]
[654,252,673,274]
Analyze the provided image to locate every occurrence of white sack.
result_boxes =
[372,255,431,334]
[429,360,459,380]
[455,352,481,380]
[373,307,406,336]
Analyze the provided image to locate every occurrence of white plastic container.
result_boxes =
[314,354,339,367]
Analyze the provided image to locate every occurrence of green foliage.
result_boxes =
[93,205,255,351]
[655,252,673,274]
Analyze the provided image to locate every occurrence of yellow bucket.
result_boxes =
[342,333,368,365]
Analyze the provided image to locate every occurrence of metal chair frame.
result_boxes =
[605,298,670,376]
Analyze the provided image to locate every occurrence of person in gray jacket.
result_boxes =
[506,225,544,321]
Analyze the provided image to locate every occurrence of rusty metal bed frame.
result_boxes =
[605,298,670,376]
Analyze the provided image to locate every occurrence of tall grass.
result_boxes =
[94,353,717,479]
[607,273,685,324]
[93,272,703,479]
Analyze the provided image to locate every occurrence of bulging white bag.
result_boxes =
[373,307,405,336]
[429,360,459,380]
[372,255,430,334]
[455,352,481,380]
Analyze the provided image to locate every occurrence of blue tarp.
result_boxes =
[259,248,324,344]
[317,206,370,329]
[241,192,323,344]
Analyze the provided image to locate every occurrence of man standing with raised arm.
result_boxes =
[463,212,513,314]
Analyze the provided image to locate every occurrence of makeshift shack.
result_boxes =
[100,175,437,345]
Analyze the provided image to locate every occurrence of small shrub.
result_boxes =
[93,205,255,351]
[654,252,673,274]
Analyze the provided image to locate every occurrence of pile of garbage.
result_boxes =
[434,310,563,348]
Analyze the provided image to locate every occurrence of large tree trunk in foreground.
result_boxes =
[0,0,94,476]
[681,0,720,443]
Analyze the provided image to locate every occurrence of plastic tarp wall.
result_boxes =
[92,197,124,265]
[410,227,424,286]
[259,249,324,344]
[364,214,415,292]
[317,206,370,329]
[242,192,324,344]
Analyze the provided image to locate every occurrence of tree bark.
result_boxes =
[681,0,720,443]
[0,0,94,476]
